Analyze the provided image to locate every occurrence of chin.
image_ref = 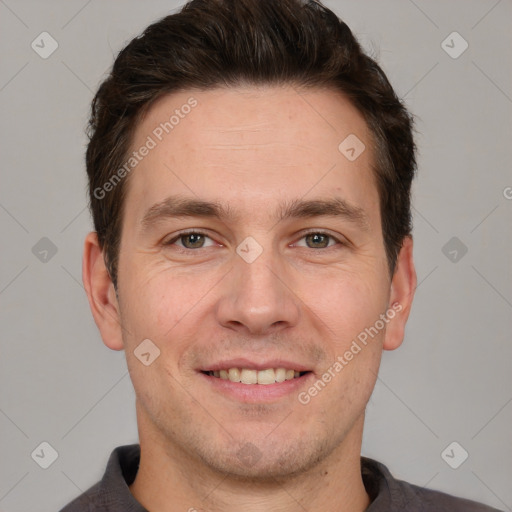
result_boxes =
[195,435,333,482]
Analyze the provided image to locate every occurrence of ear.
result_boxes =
[382,236,417,351]
[82,231,124,351]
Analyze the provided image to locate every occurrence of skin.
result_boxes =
[83,85,416,512]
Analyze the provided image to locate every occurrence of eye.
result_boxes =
[163,230,346,251]
[164,230,216,249]
[294,231,344,249]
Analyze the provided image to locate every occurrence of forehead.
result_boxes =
[124,85,379,230]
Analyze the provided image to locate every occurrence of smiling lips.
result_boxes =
[204,367,308,385]
[200,358,313,386]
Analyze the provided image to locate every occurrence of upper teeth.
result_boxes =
[209,368,302,385]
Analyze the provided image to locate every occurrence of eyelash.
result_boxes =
[163,229,346,251]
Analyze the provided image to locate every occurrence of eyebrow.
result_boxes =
[140,194,370,232]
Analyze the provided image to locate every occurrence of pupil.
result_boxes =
[307,233,328,248]
[184,233,203,248]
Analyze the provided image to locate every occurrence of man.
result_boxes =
[60,0,502,510]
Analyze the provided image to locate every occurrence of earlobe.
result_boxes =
[382,236,417,351]
[82,232,124,351]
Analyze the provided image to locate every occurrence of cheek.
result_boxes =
[117,262,176,343]
[303,268,389,350]
[119,261,217,349]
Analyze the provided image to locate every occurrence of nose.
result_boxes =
[215,245,301,336]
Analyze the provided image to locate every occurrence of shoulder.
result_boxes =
[58,444,143,512]
[361,457,503,512]
[59,481,103,511]
[401,480,503,512]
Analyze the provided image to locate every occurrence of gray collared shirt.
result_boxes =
[59,444,503,511]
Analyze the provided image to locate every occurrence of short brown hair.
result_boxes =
[86,0,417,288]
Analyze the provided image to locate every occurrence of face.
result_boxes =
[89,85,414,479]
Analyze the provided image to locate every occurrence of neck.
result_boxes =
[129,408,370,512]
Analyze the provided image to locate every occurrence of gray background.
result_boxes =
[0,0,511,510]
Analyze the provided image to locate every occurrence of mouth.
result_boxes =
[201,368,311,385]
[197,360,314,402]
